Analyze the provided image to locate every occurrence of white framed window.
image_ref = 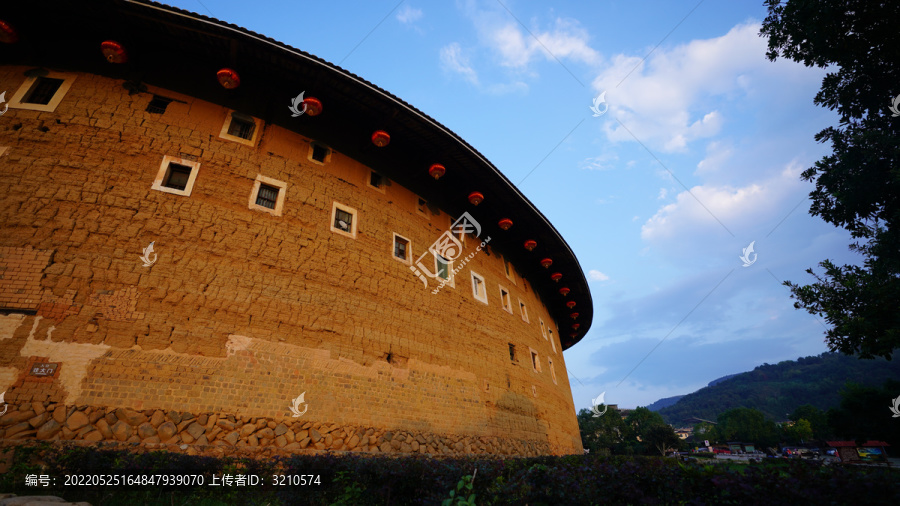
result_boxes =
[499,285,512,313]
[519,299,529,323]
[151,155,200,197]
[392,233,411,264]
[367,171,386,192]
[540,319,547,340]
[8,71,76,113]
[434,254,454,287]
[550,329,557,354]
[471,271,488,304]
[219,110,262,146]
[503,256,516,284]
[529,348,541,373]
[549,358,557,384]
[415,196,429,217]
[308,142,331,164]
[330,201,358,239]
[248,174,287,216]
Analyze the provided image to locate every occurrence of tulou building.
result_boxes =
[0,0,592,456]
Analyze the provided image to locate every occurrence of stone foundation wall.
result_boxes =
[0,401,558,457]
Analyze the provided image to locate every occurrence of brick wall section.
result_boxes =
[0,246,52,310]
[0,65,583,454]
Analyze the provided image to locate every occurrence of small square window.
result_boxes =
[530,349,541,373]
[146,95,173,114]
[550,329,557,354]
[151,156,200,197]
[228,116,256,140]
[23,77,63,105]
[256,184,278,209]
[503,257,516,284]
[330,202,358,239]
[471,271,487,304]
[248,175,287,216]
[508,343,516,362]
[392,233,411,264]
[309,143,331,164]
[368,171,386,192]
[219,110,262,146]
[435,254,451,280]
[499,286,512,313]
[519,299,529,323]
[8,72,76,113]
[164,164,192,191]
[416,197,428,217]
[540,319,547,340]
[549,358,557,384]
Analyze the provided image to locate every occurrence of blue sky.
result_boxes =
[164,0,858,410]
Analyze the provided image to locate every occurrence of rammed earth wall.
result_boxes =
[0,65,582,456]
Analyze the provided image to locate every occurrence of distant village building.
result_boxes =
[0,0,593,456]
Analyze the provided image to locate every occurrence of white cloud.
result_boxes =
[641,160,806,241]
[696,140,733,175]
[580,152,619,171]
[485,17,600,69]
[396,5,423,24]
[593,22,815,153]
[440,43,479,85]
[657,188,668,200]
[589,270,610,282]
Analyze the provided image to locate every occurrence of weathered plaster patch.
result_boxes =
[20,322,111,404]
[0,313,27,341]
[0,366,17,392]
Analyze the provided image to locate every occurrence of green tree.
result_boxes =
[783,419,813,444]
[644,424,682,456]
[624,407,667,455]
[576,407,627,455]
[760,1,900,359]
[716,408,780,447]
[827,379,900,447]
[789,404,830,440]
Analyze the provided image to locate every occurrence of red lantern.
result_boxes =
[540,258,553,269]
[570,332,578,338]
[0,20,18,44]
[570,312,579,320]
[559,287,570,296]
[524,240,537,251]
[572,323,580,330]
[468,191,484,206]
[550,272,562,282]
[429,164,446,180]
[303,97,323,116]
[100,40,127,63]
[371,130,390,147]
[498,218,513,230]
[216,68,240,89]
[566,301,576,309]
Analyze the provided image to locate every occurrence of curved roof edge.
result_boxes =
[1,0,594,348]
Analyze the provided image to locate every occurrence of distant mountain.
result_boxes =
[646,395,684,412]
[707,373,739,387]
[656,352,900,426]
[646,374,738,412]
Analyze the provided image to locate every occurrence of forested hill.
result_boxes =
[657,352,900,425]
